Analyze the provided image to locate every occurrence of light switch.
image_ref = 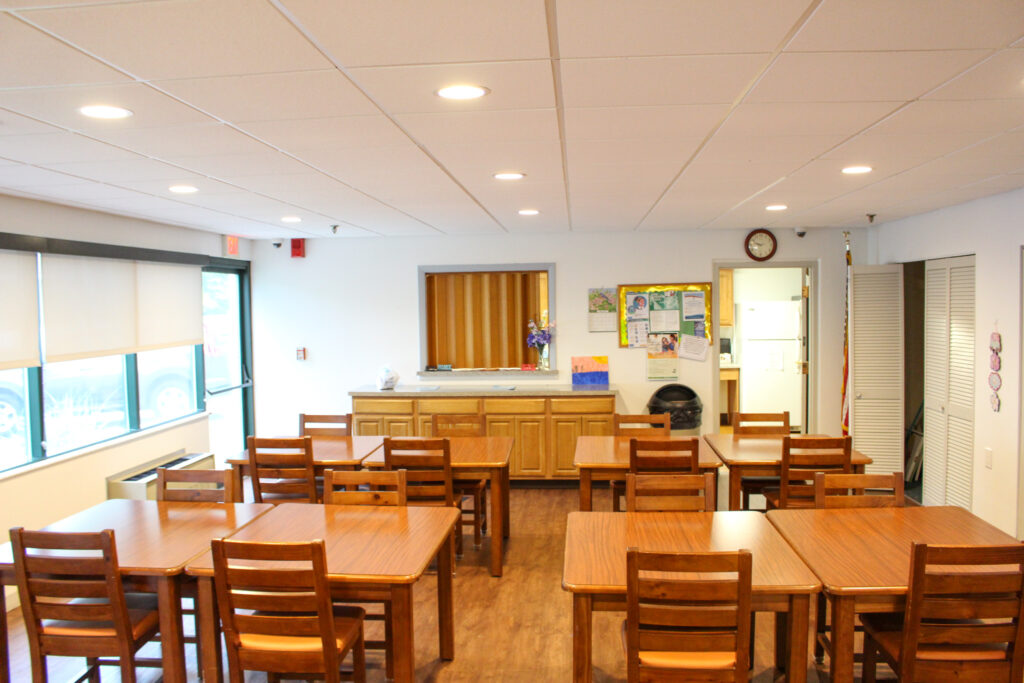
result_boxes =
[985,447,993,469]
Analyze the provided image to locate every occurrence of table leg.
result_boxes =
[196,577,223,683]
[230,464,244,503]
[391,584,415,683]
[489,466,505,577]
[156,576,186,683]
[501,466,510,540]
[0,587,9,683]
[829,595,856,683]
[572,594,592,683]
[775,609,788,672]
[729,467,742,510]
[437,532,454,660]
[580,470,593,511]
[786,594,810,683]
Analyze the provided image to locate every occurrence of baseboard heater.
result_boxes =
[106,449,215,500]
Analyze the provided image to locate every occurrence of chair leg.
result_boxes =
[384,601,394,679]
[749,613,756,670]
[454,518,463,557]
[473,498,483,549]
[119,654,137,683]
[86,657,99,683]
[352,630,366,683]
[612,482,621,512]
[862,633,878,683]
[814,592,826,662]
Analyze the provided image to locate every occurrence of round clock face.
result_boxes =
[745,229,777,261]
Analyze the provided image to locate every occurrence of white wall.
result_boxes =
[251,228,863,439]
[872,187,1024,535]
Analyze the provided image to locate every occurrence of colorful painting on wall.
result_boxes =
[572,356,609,385]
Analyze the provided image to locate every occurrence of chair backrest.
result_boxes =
[614,413,671,437]
[626,547,752,682]
[732,411,790,436]
[625,472,716,512]
[898,542,1024,682]
[156,466,236,503]
[298,413,351,437]
[323,469,407,506]
[813,472,905,508]
[211,538,343,682]
[246,436,318,504]
[432,414,485,437]
[10,527,133,655]
[629,437,700,474]
[778,436,852,508]
[383,438,454,507]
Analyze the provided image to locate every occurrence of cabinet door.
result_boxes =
[353,416,384,436]
[550,416,582,477]
[515,417,547,477]
[719,268,734,327]
[417,416,432,436]
[582,415,613,436]
[383,417,414,437]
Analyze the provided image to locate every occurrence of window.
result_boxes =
[0,367,32,470]
[421,266,553,369]
[138,345,198,428]
[42,355,129,456]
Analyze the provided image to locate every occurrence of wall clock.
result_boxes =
[744,229,777,261]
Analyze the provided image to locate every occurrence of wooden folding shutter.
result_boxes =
[922,263,949,506]
[849,264,904,475]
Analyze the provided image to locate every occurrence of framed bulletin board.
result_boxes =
[618,283,712,348]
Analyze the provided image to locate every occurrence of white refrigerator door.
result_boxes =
[736,300,802,340]
[738,339,803,426]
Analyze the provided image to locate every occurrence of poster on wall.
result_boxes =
[649,290,680,332]
[587,288,618,332]
[647,333,679,380]
[572,356,610,385]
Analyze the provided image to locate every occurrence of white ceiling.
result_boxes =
[0,0,1023,239]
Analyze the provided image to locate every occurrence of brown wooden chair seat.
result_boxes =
[10,527,163,682]
[299,412,352,437]
[247,435,319,504]
[732,411,790,510]
[762,435,852,509]
[432,414,488,548]
[212,537,366,683]
[609,414,671,511]
[861,542,1024,682]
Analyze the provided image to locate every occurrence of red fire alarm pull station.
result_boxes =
[291,238,305,258]
[296,347,307,361]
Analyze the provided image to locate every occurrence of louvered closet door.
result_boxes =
[850,265,904,474]
[922,263,949,506]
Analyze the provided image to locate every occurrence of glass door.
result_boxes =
[202,270,252,459]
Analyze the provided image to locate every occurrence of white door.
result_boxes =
[923,256,975,508]
[849,265,904,474]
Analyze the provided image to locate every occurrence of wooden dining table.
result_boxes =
[572,435,722,511]
[703,433,872,510]
[767,505,1021,683]
[186,502,459,683]
[363,435,513,577]
[562,510,820,683]
[0,498,271,683]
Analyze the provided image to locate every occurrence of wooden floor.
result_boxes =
[4,486,846,681]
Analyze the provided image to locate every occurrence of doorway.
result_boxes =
[902,260,925,503]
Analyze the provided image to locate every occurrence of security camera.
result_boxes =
[330,224,339,234]
[793,228,807,238]
[272,240,283,248]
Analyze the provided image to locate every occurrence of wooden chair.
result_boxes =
[625,472,716,512]
[298,413,352,437]
[10,527,162,683]
[383,437,467,555]
[763,435,852,509]
[246,436,318,504]
[155,467,236,503]
[733,411,790,510]
[625,547,752,682]
[323,469,407,506]
[610,414,671,511]
[861,542,1024,683]
[211,538,366,683]
[814,472,905,508]
[431,414,487,549]
[629,437,700,474]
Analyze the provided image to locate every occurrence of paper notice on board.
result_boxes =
[679,334,709,361]
[587,288,618,332]
[647,334,678,380]
[626,320,650,348]
[649,290,680,332]
[682,291,706,320]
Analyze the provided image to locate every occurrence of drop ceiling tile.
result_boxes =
[0,131,141,164]
[0,82,214,131]
[162,151,313,178]
[567,160,680,187]
[85,193,199,213]
[564,105,727,143]
[113,175,247,197]
[557,0,811,58]
[0,13,128,89]
[291,143,437,185]
[719,102,900,137]
[764,160,897,199]
[29,181,142,203]
[561,54,767,107]
[637,198,735,230]
[398,201,501,234]
[0,109,62,137]
[153,70,378,122]
[788,0,1024,52]
[22,0,331,80]
[395,108,560,145]
[348,60,555,114]
[472,183,568,219]
[868,100,1024,136]
[428,140,565,184]
[45,157,197,183]
[748,50,989,102]
[946,130,1024,160]
[926,49,1024,100]
[0,162,93,187]
[88,123,270,159]
[566,138,702,167]
[503,212,570,234]
[278,0,550,66]
[240,115,408,151]
[697,133,846,164]
[822,131,990,168]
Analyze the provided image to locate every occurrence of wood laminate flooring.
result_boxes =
[3,487,839,681]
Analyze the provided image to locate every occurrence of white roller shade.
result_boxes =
[0,250,41,369]
[42,254,137,362]
[136,262,203,351]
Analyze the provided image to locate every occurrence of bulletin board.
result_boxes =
[618,282,712,348]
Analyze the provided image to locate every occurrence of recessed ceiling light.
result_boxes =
[765,204,788,211]
[78,105,133,120]
[518,209,540,216]
[436,84,489,100]
[168,184,198,194]
[493,172,525,181]
[842,165,872,175]
[281,216,302,223]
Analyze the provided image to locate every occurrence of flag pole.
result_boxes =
[841,231,852,435]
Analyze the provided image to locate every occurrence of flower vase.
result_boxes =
[537,344,550,371]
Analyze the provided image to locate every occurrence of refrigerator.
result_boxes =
[735,300,804,428]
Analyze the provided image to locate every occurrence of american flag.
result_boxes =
[841,232,851,434]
